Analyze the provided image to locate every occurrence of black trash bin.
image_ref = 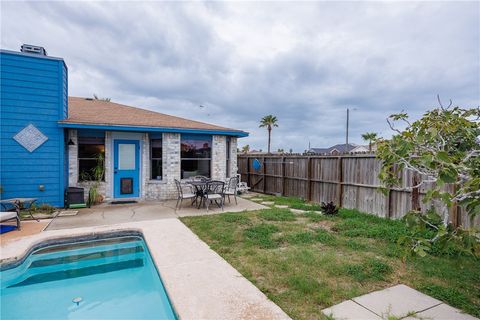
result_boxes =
[66,187,85,208]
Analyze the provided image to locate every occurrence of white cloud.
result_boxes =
[1,1,479,152]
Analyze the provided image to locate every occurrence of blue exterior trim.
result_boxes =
[58,123,249,137]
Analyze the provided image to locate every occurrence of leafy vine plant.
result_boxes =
[376,96,480,257]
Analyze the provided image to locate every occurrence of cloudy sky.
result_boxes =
[1,1,479,151]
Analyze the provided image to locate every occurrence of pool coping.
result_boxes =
[0,219,291,320]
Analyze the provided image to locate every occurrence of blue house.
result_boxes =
[0,45,247,207]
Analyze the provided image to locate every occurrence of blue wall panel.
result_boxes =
[0,50,67,207]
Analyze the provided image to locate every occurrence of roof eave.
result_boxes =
[58,122,249,137]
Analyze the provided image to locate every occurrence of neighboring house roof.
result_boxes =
[59,97,248,137]
[350,145,368,153]
[350,145,376,153]
[308,143,357,154]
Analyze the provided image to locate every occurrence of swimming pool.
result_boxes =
[0,235,177,319]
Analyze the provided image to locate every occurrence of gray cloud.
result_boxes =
[1,1,479,152]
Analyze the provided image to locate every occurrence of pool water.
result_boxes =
[0,236,177,319]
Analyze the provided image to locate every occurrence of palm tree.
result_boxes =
[241,144,250,154]
[259,115,278,154]
[361,132,378,152]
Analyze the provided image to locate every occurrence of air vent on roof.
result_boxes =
[20,44,47,56]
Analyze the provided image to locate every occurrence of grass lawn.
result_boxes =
[181,195,480,320]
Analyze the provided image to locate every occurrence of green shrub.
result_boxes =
[321,201,339,215]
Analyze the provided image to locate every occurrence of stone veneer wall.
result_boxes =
[144,133,181,200]
[229,137,238,177]
[212,135,227,180]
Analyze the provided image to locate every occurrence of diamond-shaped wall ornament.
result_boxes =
[13,124,48,152]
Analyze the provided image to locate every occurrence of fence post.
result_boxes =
[306,157,312,201]
[386,189,392,219]
[449,183,459,228]
[246,157,250,189]
[263,157,266,194]
[281,156,285,196]
[411,173,421,211]
[337,156,343,207]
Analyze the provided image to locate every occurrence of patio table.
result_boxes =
[0,198,39,221]
[187,180,210,209]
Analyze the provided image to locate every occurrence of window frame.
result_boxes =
[226,137,231,177]
[150,138,163,180]
[180,134,212,179]
[77,136,105,182]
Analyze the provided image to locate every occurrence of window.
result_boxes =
[78,137,105,181]
[181,135,211,179]
[226,137,231,177]
[150,138,162,180]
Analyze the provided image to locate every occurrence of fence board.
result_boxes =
[237,154,478,227]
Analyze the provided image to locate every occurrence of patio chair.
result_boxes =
[0,207,21,231]
[204,180,225,212]
[192,175,209,182]
[174,179,196,211]
[236,174,251,193]
[224,176,239,205]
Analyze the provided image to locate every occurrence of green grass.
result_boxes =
[181,197,480,320]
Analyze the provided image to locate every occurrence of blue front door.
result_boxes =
[114,140,140,198]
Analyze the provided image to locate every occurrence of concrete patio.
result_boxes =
[46,197,265,230]
[322,284,478,320]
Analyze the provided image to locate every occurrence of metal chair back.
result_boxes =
[193,175,209,182]
[174,179,184,197]
[206,180,225,195]
[227,176,238,193]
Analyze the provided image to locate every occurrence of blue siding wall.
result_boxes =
[0,51,67,207]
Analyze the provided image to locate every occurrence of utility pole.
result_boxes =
[346,108,349,148]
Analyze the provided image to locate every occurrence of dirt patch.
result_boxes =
[308,220,335,231]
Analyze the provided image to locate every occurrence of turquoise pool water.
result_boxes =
[0,235,177,319]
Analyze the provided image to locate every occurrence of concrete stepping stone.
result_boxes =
[274,205,289,209]
[405,303,478,320]
[322,300,381,320]
[290,208,306,214]
[260,201,275,205]
[322,284,460,320]
[58,210,79,217]
[250,198,263,201]
[353,284,442,318]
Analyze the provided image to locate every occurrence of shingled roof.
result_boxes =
[60,97,246,135]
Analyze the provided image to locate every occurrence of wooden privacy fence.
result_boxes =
[237,155,479,228]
